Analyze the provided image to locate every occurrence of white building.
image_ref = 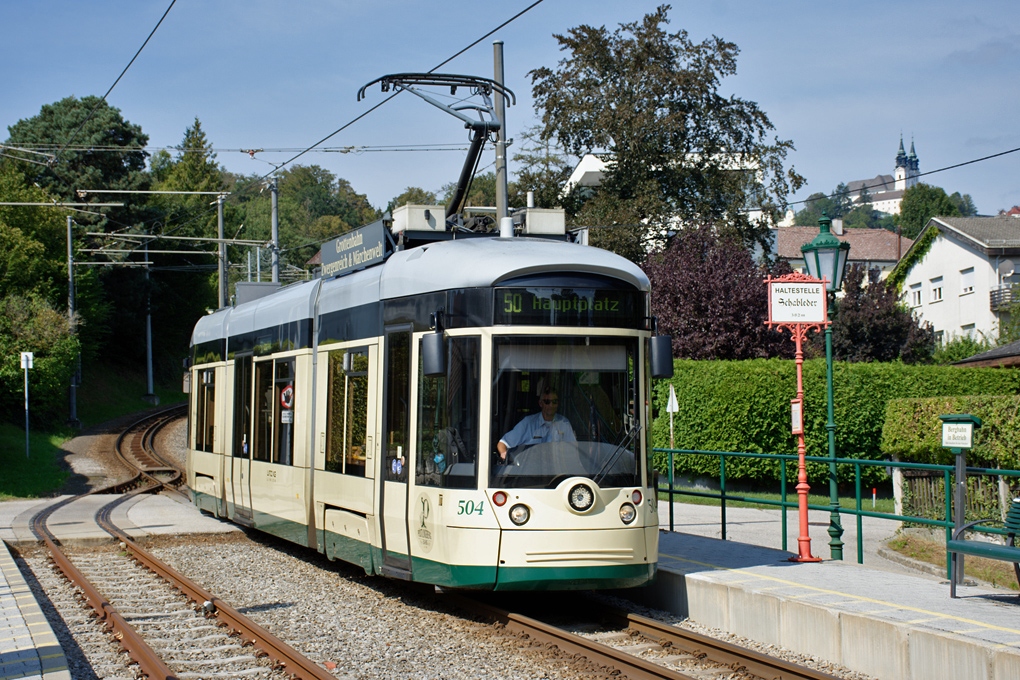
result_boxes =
[898,216,1020,343]
[845,137,920,215]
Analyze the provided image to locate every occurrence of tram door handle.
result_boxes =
[366,436,374,460]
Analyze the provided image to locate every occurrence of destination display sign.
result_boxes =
[320,222,386,278]
[768,280,826,324]
[494,287,643,328]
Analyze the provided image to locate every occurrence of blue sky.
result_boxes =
[3,1,1018,215]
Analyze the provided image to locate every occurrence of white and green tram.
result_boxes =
[188,215,672,590]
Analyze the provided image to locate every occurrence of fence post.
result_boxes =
[720,455,727,541]
[668,450,675,532]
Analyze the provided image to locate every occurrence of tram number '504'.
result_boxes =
[457,500,485,516]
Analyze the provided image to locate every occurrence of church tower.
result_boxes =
[894,136,909,191]
[906,139,920,189]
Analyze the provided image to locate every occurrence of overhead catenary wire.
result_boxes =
[144,0,546,246]
[54,0,177,161]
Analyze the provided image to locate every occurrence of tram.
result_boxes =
[187,205,673,591]
[187,72,673,591]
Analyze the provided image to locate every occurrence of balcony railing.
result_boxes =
[990,284,1014,311]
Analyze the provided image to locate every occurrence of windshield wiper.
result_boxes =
[593,423,642,487]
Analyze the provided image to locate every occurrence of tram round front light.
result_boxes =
[632,489,643,505]
[492,491,508,507]
[619,503,637,525]
[509,504,530,526]
[568,483,595,512]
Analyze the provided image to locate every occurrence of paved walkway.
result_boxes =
[0,542,69,680]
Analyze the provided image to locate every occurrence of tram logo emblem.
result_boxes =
[415,494,434,553]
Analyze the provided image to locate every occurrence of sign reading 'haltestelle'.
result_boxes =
[769,281,826,324]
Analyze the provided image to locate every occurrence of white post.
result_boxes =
[21,352,33,458]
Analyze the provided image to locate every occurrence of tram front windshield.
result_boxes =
[490,337,640,489]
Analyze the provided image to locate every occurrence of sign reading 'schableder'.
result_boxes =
[320,222,386,278]
[769,281,826,324]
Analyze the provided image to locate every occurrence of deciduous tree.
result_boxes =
[895,183,960,239]
[825,265,935,363]
[530,5,804,256]
[643,224,792,360]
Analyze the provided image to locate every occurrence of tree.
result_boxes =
[643,224,792,360]
[794,193,833,226]
[508,125,576,210]
[948,191,978,217]
[895,183,960,239]
[441,171,497,210]
[830,183,853,218]
[825,265,935,363]
[5,95,150,228]
[530,5,803,256]
[0,294,79,424]
[387,186,439,213]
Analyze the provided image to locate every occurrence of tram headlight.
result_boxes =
[619,502,637,525]
[509,504,530,526]
[568,483,595,513]
[631,489,643,505]
[492,491,508,507]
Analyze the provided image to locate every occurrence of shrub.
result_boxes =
[652,359,1020,485]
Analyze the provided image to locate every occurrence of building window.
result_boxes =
[962,323,976,339]
[930,277,943,303]
[909,283,921,308]
[935,330,944,345]
[960,268,974,295]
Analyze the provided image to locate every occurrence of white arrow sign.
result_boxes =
[666,384,679,413]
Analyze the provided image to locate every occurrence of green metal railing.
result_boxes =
[654,447,1020,580]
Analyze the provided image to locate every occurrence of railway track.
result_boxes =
[29,407,337,680]
[447,593,842,680]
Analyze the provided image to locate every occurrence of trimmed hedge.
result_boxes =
[652,359,1020,484]
[882,395,1020,469]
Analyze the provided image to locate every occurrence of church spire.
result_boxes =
[896,135,908,168]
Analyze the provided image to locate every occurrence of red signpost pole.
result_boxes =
[789,324,820,562]
[765,273,827,563]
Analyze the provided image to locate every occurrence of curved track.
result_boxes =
[30,408,336,680]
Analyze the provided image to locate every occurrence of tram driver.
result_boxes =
[496,386,576,461]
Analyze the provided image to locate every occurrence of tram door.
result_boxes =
[231,354,254,525]
[380,329,412,576]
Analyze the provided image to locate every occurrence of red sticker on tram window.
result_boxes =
[280,384,294,410]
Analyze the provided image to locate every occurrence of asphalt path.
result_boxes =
[657,499,946,580]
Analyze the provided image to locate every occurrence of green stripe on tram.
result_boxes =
[195,492,655,591]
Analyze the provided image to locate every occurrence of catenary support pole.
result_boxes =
[271,178,280,283]
[493,40,508,222]
[218,194,226,308]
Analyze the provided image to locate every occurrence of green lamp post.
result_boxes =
[800,213,851,560]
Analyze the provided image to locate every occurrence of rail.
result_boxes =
[654,447,1020,581]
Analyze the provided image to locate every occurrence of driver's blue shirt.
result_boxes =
[499,413,576,450]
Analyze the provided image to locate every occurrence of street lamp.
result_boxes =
[800,213,850,560]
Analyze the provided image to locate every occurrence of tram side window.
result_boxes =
[193,369,215,453]
[326,349,369,476]
[275,359,295,466]
[416,337,479,489]
[384,331,410,482]
[233,356,253,458]
[252,358,296,465]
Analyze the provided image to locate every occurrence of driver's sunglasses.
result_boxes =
[541,399,559,405]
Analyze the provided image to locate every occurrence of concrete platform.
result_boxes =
[0,542,69,680]
[636,502,1020,680]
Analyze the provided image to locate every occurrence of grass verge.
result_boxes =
[887,533,1019,591]
[0,363,185,500]
[658,487,896,514]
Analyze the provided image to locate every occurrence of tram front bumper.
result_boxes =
[493,525,656,591]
